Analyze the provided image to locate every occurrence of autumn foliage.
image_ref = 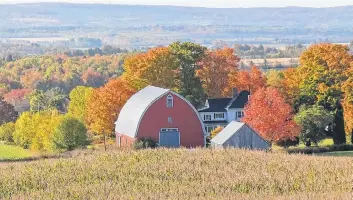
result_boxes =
[86,78,136,135]
[123,47,179,91]
[242,87,299,145]
[197,47,239,98]
[227,66,266,94]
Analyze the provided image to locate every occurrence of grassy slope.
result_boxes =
[0,149,351,199]
[0,145,36,160]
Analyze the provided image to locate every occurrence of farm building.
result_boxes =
[115,86,206,148]
[211,121,270,150]
[198,89,250,134]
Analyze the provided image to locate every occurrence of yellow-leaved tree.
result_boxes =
[211,127,224,139]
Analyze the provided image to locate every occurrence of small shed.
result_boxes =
[211,121,270,150]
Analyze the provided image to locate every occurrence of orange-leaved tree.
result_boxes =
[123,47,179,91]
[242,87,299,146]
[197,47,239,98]
[227,66,266,94]
[86,77,136,135]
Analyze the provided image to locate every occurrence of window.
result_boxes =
[206,126,218,133]
[204,114,212,121]
[168,117,173,123]
[237,111,243,119]
[166,94,174,108]
[161,128,178,132]
[214,113,225,119]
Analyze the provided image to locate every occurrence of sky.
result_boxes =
[1,0,353,8]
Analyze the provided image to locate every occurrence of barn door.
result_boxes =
[159,131,180,148]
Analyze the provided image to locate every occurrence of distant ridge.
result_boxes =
[0,3,352,46]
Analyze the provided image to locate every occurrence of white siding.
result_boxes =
[200,112,227,122]
[227,108,244,122]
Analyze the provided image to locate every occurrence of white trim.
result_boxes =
[167,94,174,108]
[160,128,179,132]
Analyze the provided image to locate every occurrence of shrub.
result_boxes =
[54,115,89,151]
[0,122,15,143]
[134,137,158,150]
[329,144,353,151]
[275,137,299,148]
[287,144,353,154]
[294,105,334,146]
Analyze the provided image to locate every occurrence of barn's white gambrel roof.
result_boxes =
[115,86,170,138]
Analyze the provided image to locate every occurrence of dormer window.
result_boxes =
[167,94,174,108]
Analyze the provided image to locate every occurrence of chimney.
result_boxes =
[232,88,238,97]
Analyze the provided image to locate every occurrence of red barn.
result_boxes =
[115,86,206,148]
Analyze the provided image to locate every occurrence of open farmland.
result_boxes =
[242,58,300,69]
[0,149,351,199]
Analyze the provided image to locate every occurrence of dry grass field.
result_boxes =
[242,58,299,68]
[0,148,351,200]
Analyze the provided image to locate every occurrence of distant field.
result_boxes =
[242,58,299,68]
[1,37,69,42]
[0,145,37,160]
[0,149,350,199]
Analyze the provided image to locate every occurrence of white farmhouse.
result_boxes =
[198,89,250,134]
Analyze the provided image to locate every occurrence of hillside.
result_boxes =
[0,149,351,199]
[0,3,353,48]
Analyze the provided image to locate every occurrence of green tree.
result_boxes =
[169,42,206,107]
[0,97,18,125]
[68,86,93,123]
[54,115,89,150]
[295,105,334,146]
[0,122,15,143]
[29,88,67,112]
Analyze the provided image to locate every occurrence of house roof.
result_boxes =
[198,98,231,112]
[198,90,250,113]
[115,86,170,138]
[211,121,245,145]
[226,91,251,109]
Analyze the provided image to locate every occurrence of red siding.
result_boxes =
[137,93,205,148]
[116,133,135,148]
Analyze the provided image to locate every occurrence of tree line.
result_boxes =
[0,42,353,151]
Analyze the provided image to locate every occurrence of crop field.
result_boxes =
[0,148,351,199]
